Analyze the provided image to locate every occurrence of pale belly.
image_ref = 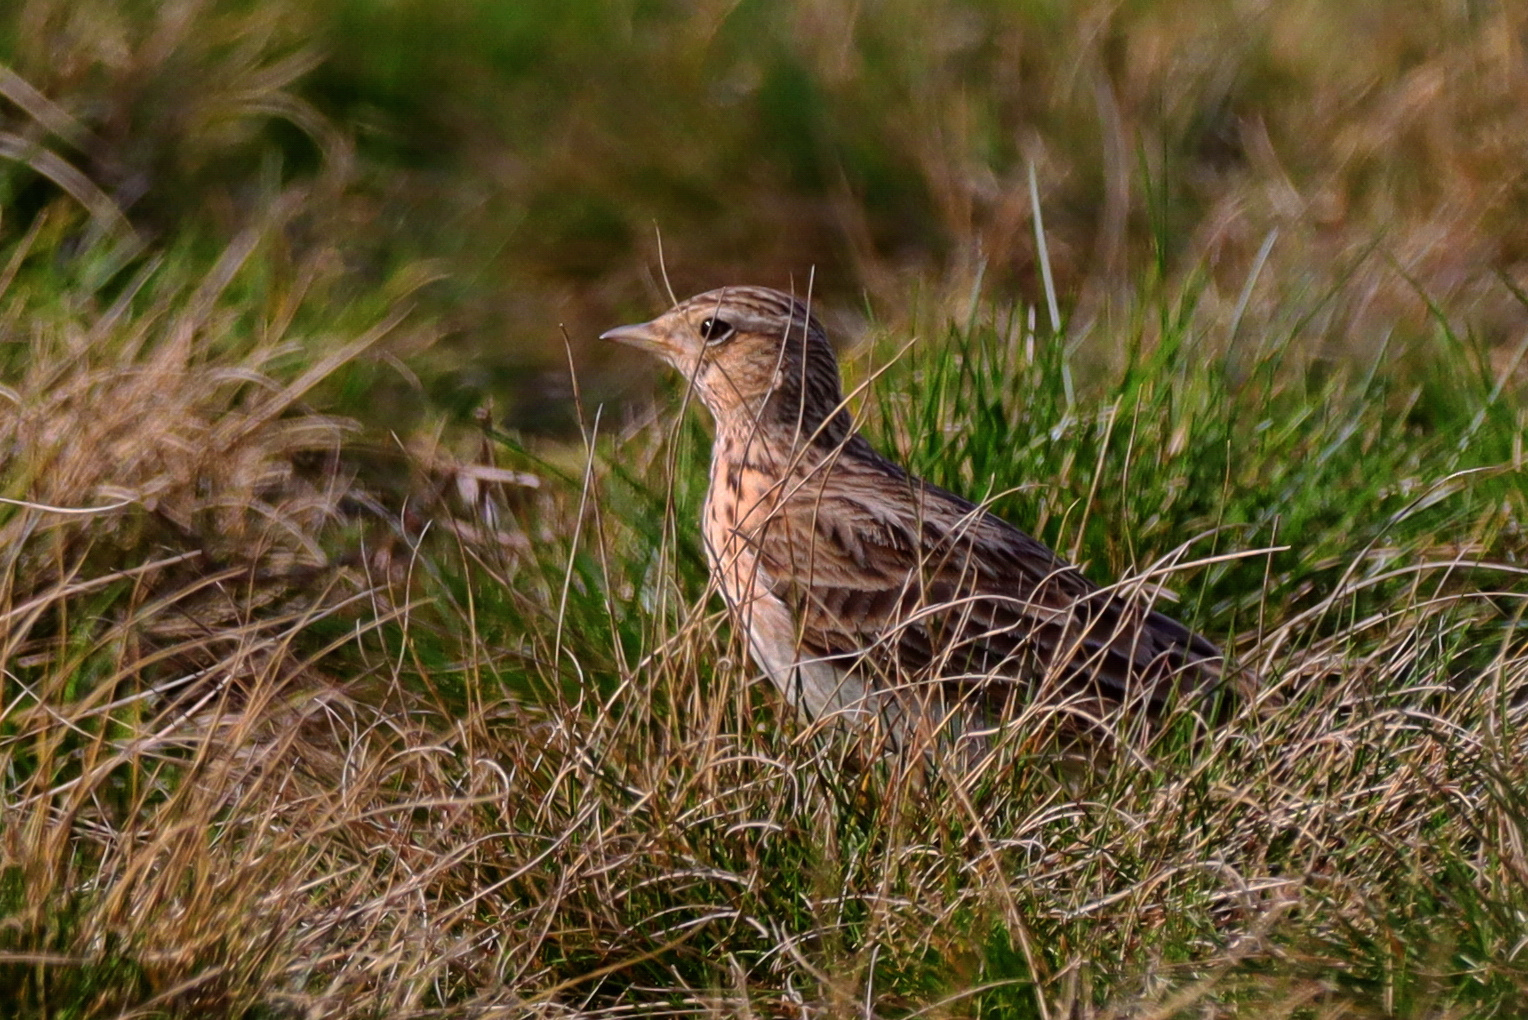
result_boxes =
[702,490,877,723]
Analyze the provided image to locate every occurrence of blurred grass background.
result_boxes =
[6,0,1528,427]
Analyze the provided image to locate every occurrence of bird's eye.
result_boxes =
[699,318,735,344]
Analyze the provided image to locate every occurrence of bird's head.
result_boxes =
[600,285,850,444]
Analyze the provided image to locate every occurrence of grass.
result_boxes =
[3,2,1528,1015]
[7,0,1528,424]
[2,197,1527,1017]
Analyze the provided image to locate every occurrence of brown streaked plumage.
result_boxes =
[602,285,1234,751]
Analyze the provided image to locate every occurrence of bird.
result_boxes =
[601,285,1235,754]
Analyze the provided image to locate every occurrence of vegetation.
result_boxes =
[2,1,1528,1017]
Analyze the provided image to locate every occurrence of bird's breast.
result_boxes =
[705,445,782,608]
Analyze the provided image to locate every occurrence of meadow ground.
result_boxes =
[5,2,1528,1017]
[4,209,1528,1017]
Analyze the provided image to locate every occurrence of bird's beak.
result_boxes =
[598,321,664,353]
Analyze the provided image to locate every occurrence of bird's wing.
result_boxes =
[756,448,1224,715]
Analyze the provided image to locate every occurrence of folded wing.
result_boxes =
[756,444,1224,718]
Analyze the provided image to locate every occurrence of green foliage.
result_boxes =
[862,291,1528,654]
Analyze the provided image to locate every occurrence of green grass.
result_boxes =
[2,207,1527,1017]
[8,0,1528,425]
[4,2,1528,1015]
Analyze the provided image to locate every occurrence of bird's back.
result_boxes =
[708,427,1228,736]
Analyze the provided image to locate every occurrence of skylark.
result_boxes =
[602,285,1232,750]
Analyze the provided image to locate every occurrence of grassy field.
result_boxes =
[4,2,1528,1017]
[7,0,1528,423]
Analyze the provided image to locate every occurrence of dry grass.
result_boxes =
[0,206,473,1013]
[4,5,1528,1016]
[4,195,1528,1015]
